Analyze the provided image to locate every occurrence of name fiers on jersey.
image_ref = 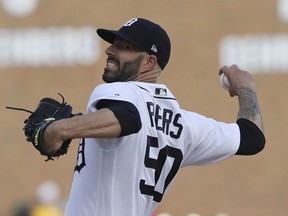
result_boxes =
[146,102,183,139]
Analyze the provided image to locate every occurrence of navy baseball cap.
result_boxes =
[97,18,171,70]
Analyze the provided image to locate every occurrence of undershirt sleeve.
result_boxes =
[96,99,142,137]
[235,118,266,155]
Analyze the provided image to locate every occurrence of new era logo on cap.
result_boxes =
[151,45,157,53]
[97,18,171,69]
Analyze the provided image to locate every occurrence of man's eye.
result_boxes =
[121,45,131,50]
[115,43,130,50]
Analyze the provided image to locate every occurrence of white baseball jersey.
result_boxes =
[64,82,240,216]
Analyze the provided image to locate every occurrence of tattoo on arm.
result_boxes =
[237,88,264,132]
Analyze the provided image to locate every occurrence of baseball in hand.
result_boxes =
[220,73,230,90]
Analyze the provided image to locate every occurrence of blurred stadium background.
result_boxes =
[1,0,288,215]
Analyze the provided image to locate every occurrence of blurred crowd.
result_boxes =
[10,180,230,216]
[11,181,65,216]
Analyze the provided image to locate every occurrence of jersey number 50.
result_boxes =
[140,135,183,202]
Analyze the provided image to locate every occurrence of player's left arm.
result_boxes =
[234,87,265,155]
[220,65,265,155]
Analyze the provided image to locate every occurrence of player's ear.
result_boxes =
[143,55,157,70]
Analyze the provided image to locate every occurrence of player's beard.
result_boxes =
[103,55,144,83]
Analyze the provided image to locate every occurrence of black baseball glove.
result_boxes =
[7,93,80,161]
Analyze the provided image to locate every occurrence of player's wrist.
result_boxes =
[235,86,256,97]
[43,121,64,154]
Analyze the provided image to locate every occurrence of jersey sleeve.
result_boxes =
[87,83,137,112]
[181,111,240,167]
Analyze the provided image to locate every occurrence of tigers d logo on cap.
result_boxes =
[123,18,138,27]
